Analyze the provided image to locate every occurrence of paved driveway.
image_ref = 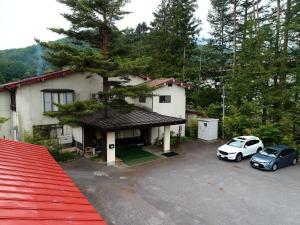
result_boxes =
[62,141,300,225]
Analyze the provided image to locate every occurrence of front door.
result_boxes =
[141,128,150,145]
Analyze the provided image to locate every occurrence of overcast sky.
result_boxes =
[0,0,211,50]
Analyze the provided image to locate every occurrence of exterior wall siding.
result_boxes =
[151,84,186,142]
[15,72,103,139]
[0,91,13,139]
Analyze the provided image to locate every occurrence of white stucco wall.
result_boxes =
[15,72,103,139]
[131,96,153,111]
[152,84,186,139]
[110,75,147,105]
[0,91,13,139]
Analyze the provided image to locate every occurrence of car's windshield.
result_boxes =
[227,139,245,148]
[260,148,278,157]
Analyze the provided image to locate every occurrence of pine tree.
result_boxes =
[37,0,152,121]
[208,0,232,68]
[149,0,200,79]
[0,117,8,124]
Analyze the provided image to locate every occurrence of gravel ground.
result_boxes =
[62,140,300,225]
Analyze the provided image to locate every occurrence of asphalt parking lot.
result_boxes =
[62,140,300,225]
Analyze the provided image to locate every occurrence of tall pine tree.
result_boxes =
[37,0,152,120]
[149,0,200,79]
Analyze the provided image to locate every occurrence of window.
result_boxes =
[245,140,259,147]
[279,150,288,158]
[159,95,171,103]
[139,96,146,103]
[287,149,295,155]
[43,90,74,112]
[10,90,16,111]
[227,139,245,148]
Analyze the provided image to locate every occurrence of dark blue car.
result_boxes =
[250,145,298,171]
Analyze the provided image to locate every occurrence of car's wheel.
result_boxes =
[235,153,242,162]
[257,147,262,153]
[272,163,278,171]
[292,158,297,165]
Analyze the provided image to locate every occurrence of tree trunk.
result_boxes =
[182,46,186,79]
[233,0,237,73]
[274,0,281,85]
[280,0,291,86]
[242,0,248,50]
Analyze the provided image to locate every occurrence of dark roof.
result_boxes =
[80,109,186,132]
[0,70,72,92]
[0,138,107,225]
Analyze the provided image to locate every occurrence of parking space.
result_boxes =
[62,141,300,225]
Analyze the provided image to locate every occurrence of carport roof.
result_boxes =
[0,139,107,225]
[80,108,186,132]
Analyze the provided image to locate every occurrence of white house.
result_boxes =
[0,70,103,142]
[0,70,190,165]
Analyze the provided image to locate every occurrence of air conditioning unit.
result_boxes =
[58,135,72,145]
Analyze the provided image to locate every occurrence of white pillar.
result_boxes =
[163,125,171,153]
[106,132,116,166]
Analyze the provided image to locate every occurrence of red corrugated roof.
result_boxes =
[0,139,107,225]
[146,78,175,88]
[146,78,192,90]
[0,70,72,92]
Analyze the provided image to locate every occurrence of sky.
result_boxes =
[0,0,212,50]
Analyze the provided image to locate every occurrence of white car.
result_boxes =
[217,136,264,162]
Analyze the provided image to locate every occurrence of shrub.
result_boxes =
[23,131,75,162]
[224,115,258,139]
[188,118,198,139]
[206,103,222,119]
[50,149,75,162]
[170,136,190,146]
[0,117,8,124]
[296,145,300,158]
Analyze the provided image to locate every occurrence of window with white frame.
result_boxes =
[43,90,74,112]
[159,95,171,103]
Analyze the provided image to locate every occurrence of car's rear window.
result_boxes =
[227,139,245,148]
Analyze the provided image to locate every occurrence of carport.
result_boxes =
[80,108,186,165]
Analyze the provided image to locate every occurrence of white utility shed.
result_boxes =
[198,118,219,141]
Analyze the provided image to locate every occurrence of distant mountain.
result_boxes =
[0,44,55,84]
[0,38,93,84]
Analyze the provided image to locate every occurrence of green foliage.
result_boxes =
[170,135,189,146]
[0,117,8,124]
[23,131,75,162]
[206,103,222,119]
[244,124,282,146]
[36,0,153,122]
[0,44,55,84]
[296,145,300,157]
[149,0,200,78]
[187,118,198,139]
[224,115,257,139]
[45,100,104,125]
[49,149,76,162]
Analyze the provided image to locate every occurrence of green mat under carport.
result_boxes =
[116,145,161,166]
